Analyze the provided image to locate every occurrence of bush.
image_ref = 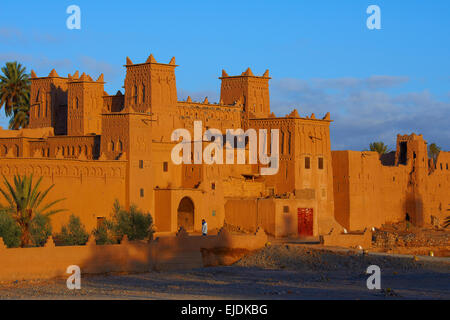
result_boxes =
[56,214,89,246]
[92,223,116,245]
[92,200,154,244]
[30,213,52,247]
[0,210,21,248]
[109,200,154,241]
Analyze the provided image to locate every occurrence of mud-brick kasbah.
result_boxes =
[0,54,448,238]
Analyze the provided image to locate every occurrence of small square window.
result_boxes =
[283,206,289,213]
[163,162,168,172]
[305,157,311,169]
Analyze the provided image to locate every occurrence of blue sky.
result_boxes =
[0,0,449,150]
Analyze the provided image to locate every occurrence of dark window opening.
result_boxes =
[140,188,144,197]
[305,157,311,169]
[163,162,168,172]
[211,183,215,190]
[283,206,289,213]
[288,131,291,154]
[399,142,407,165]
[318,157,324,169]
[139,160,144,168]
[142,85,145,103]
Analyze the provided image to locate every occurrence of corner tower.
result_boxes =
[29,69,69,135]
[123,55,179,141]
[219,68,271,119]
[123,55,177,114]
[67,72,105,136]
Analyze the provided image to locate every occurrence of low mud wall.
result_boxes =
[0,228,268,281]
[321,228,372,249]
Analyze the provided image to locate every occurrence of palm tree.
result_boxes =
[0,174,65,247]
[8,92,30,129]
[0,61,31,127]
[444,216,450,228]
[369,142,391,155]
[428,143,441,166]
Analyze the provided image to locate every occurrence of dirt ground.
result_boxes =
[372,222,450,257]
[0,245,448,300]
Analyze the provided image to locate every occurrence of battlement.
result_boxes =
[219,68,270,79]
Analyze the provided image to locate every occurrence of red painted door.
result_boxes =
[297,208,313,237]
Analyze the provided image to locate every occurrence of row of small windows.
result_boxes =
[57,145,92,156]
[438,163,449,170]
[280,131,292,155]
[35,103,49,118]
[108,140,123,152]
[304,157,324,170]
[41,148,50,157]
[138,160,168,172]
[0,145,19,157]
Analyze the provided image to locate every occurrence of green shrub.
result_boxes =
[0,210,21,248]
[56,214,89,246]
[92,223,115,245]
[92,200,154,244]
[109,200,154,241]
[30,213,52,247]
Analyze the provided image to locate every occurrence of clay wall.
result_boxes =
[103,92,124,112]
[332,150,409,230]
[0,229,267,281]
[332,144,449,230]
[177,101,242,132]
[224,198,320,237]
[321,228,372,249]
[0,158,127,232]
[421,151,450,225]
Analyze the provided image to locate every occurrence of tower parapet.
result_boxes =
[219,68,271,119]
[67,72,105,135]
[28,69,69,135]
[123,54,177,114]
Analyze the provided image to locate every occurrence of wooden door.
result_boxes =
[297,208,313,237]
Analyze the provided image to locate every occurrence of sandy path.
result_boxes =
[0,245,448,300]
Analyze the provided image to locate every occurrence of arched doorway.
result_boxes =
[177,197,194,232]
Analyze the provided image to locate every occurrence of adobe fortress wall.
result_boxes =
[332,147,450,231]
[0,157,127,232]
